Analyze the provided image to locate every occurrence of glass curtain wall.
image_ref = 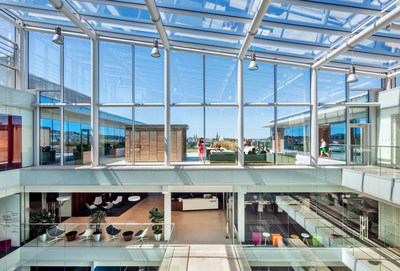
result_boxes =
[0,19,16,88]
[39,108,61,165]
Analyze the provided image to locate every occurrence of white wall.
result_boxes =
[0,194,21,246]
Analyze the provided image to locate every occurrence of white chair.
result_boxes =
[112,196,123,207]
[134,227,148,243]
[78,228,93,241]
[85,203,97,215]
[93,196,102,206]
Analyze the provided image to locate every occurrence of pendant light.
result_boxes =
[52,26,64,45]
[151,39,161,58]
[249,52,258,71]
[347,65,358,84]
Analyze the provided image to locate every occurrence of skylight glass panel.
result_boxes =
[168,30,242,49]
[256,26,342,46]
[68,0,152,23]
[266,3,372,31]
[334,54,398,68]
[252,42,321,59]
[160,12,249,35]
[155,0,261,18]
[8,10,76,27]
[88,20,158,38]
[0,0,55,10]
[355,39,400,56]
[307,0,392,10]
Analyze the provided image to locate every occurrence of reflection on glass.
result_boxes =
[318,106,346,163]
[277,107,310,165]
[318,71,345,104]
[244,61,274,103]
[171,107,203,164]
[171,51,203,103]
[99,107,132,165]
[40,108,60,165]
[206,107,237,165]
[135,46,164,104]
[99,41,132,103]
[0,65,15,88]
[64,107,91,165]
[205,56,237,103]
[64,37,91,104]
[244,107,274,165]
[277,66,310,103]
[29,32,60,91]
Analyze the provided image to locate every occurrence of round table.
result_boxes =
[128,196,141,202]
[301,233,310,245]
[262,232,270,245]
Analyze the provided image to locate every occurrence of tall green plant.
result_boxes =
[89,211,107,233]
[29,209,55,235]
[148,208,164,234]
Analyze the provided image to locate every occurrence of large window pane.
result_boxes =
[171,51,203,103]
[64,107,91,165]
[205,56,237,103]
[244,107,274,165]
[99,41,132,103]
[171,107,203,164]
[135,46,164,103]
[64,37,91,103]
[206,107,237,165]
[277,107,310,165]
[0,19,14,41]
[244,62,274,103]
[99,107,132,165]
[318,71,345,104]
[29,32,60,91]
[40,108,60,165]
[133,107,165,163]
[0,65,15,88]
[277,66,310,103]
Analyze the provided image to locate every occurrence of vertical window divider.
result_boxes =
[131,45,135,166]
[60,41,64,166]
[203,54,206,140]
[274,64,278,165]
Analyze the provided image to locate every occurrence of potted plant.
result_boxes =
[148,208,164,242]
[89,210,107,242]
[29,210,55,242]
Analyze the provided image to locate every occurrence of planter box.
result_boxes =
[110,148,125,158]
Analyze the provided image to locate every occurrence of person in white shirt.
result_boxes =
[320,138,330,157]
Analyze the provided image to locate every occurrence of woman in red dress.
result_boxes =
[197,137,204,163]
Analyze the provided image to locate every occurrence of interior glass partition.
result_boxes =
[63,107,91,165]
[39,108,60,165]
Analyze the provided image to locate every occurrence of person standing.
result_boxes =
[320,138,330,157]
[197,137,204,163]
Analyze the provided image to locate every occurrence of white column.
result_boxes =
[131,45,135,165]
[238,59,244,166]
[60,43,64,166]
[15,29,27,91]
[345,76,351,165]
[91,39,99,166]
[164,49,171,166]
[163,190,171,241]
[33,90,40,166]
[237,189,245,242]
[369,90,377,165]
[274,65,278,165]
[310,69,318,167]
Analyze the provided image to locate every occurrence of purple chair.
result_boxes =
[252,232,261,245]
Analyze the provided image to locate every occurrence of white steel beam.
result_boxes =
[48,0,96,40]
[313,4,400,69]
[144,0,170,49]
[238,0,272,60]
[0,10,22,28]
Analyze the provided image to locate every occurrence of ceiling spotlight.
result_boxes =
[52,26,64,45]
[151,39,161,58]
[347,65,358,84]
[249,52,258,71]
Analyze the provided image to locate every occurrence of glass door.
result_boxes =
[350,124,369,165]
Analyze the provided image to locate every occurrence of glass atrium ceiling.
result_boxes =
[1,0,400,71]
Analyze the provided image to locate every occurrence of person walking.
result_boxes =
[197,137,204,163]
[320,138,330,157]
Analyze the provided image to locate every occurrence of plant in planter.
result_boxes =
[148,208,164,242]
[29,209,55,242]
[89,210,107,242]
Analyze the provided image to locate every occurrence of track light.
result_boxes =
[52,26,64,45]
[249,52,258,70]
[151,39,160,58]
[347,65,358,84]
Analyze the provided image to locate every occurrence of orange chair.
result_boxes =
[271,233,283,247]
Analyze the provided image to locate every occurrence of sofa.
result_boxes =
[209,151,237,164]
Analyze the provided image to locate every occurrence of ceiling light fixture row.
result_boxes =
[52,26,64,45]
[347,65,358,83]
[151,39,161,58]
[249,52,258,70]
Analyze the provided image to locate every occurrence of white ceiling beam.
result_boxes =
[312,4,400,70]
[48,0,96,40]
[238,0,272,60]
[144,0,170,50]
[0,10,22,28]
